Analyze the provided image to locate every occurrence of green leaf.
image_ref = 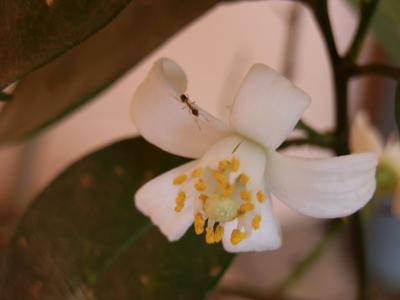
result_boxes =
[0,0,133,89]
[0,0,220,144]
[0,138,233,299]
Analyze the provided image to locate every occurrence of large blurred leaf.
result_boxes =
[0,138,233,299]
[0,0,221,144]
[0,0,132,89]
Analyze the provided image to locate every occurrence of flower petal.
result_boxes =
[350,110,383,154]
[229,63,310,150]
[131,58,229,159]
[265,150,378,218]
[134,161,198,241]
[221,200,282,252]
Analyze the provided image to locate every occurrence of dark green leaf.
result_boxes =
[0,0,132,89]
[0,138,233,299]
[0,0,220,144]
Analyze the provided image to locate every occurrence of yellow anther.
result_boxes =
[214,225,224,242]
[173,174,187,185]
[195,179,206,192]
[252,215,262,230]
[256,191,266,203]
[194,213,205,235]
[231,157,240,172]
[205,227,215,244]
[174,191,186,212]
[199,194,209,203]
[191,168,203,178]
[237,203,255,216]
[213,170,226,185]
[222,183,234,197]
[230,229,247,245]
[218,160,229,172]
[240,189,252,201]
[239,173,249,185]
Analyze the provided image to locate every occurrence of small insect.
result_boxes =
[179,94,199,117]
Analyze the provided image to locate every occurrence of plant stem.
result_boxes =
[344,0,379,62]
[273,220,343,297]
[349,63,400,81]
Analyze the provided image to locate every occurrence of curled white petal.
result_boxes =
[134,161,198,241]
[265,150,378,218]
[229,63,310,150]
[131,58,229,159]
[350,110,383,154]
[222,200,282,252]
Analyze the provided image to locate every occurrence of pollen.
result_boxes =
[214,225,224,242]
[195,179,206,192]
[231,229,247,245]
[222,183,234,197]
[256,191,266,203]
[173,174,187,185]
[240,189,252,201]
[205,227,215,244]
[218,160,229,172]
[231,157,240,172]
[213,170,226,185]
[199,194,208,202]
[191,168,203,178]
[239,173,249,185]
[194,213,205,234]
[252,215,262,230]
[237,203,255,216]
[174,191,186,212]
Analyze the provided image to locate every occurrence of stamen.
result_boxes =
[240,189,252,201]
[173,174,187,185]
[191,168,203,178]
[222,183,234,197]
[231,229,247,245]
[239,173,249,185]
[231,157,240,172]
[174,191,186,212]
[194,213,205,234]
[252,215,262,230]
[237,203,255,216]
[205,227,215,244]
[256,191,266,203]
[213,170,226,185]
[214,225,224,242]
[195,179,206,192]
[218,160,229,172]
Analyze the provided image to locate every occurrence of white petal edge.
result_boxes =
[229,63,311,150]
[222,200,282,252]
[265,150,378,218]
[134,161,198,241]
[131,58,230,159]
[350,110,383,154]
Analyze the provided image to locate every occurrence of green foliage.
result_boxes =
[0,138,233,299]
[0,0,219,144]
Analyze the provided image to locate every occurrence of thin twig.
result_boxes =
[348,63,400,81]
[344,0,380,62]
[272,220,343,297]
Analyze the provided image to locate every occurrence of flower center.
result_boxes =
[172,157,267,246]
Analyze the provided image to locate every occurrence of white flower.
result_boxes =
[131,58,378,252]
[350,111,400,216]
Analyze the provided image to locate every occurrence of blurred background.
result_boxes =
[0,0,397,299]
